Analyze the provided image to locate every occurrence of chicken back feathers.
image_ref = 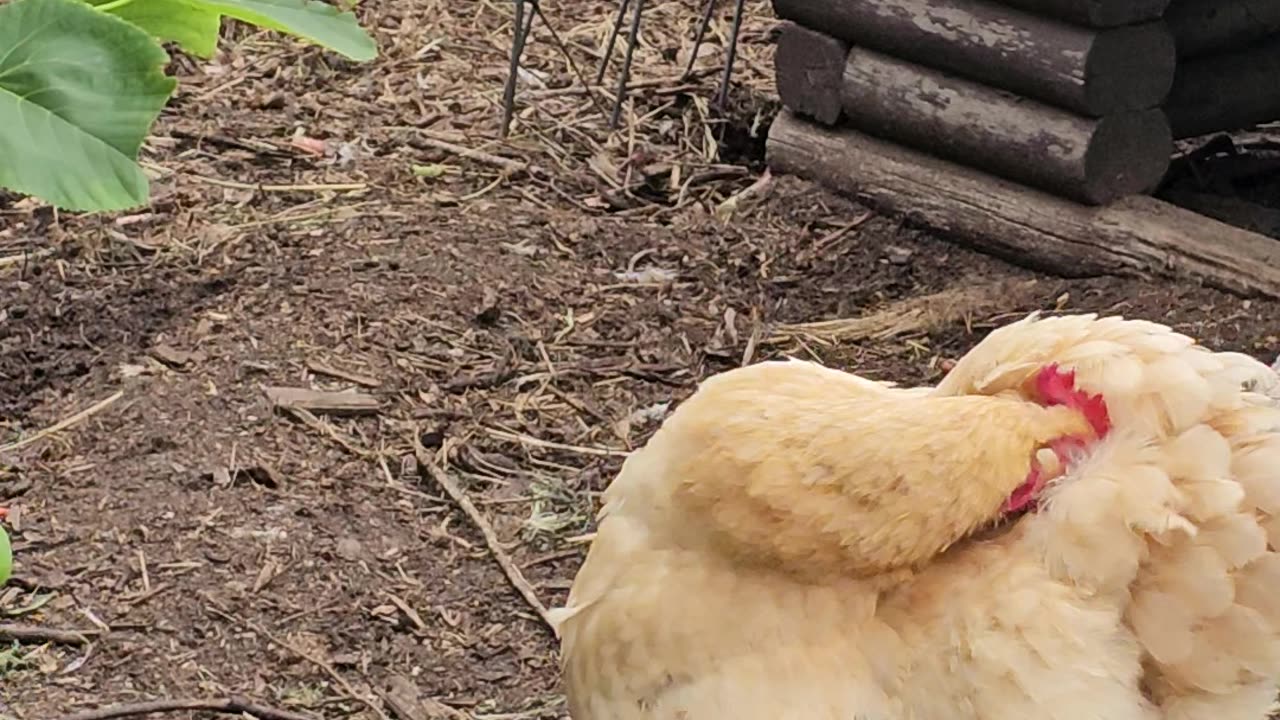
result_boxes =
[555,312,1280,720]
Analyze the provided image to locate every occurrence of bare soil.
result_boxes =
[1,2,1278,719]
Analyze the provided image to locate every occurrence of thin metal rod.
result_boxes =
[609,0,647,129]
[500,0,536,138]
[682,0,718,80]
[533,3,611,122]
[595,0,632,85]
[714,0,747,110]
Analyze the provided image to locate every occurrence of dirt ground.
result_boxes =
[2,1,1280,718]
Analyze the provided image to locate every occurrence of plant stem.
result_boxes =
[94,0,138,13]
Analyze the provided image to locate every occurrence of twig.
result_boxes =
[412,433,555,635]
[56,696,316,720]
[0,391,124,454]
[0,623,95,646]
[283,406,376,459]
[411,135,528,175]
[206,608,390,720]
[187,175,367,193]
[305,359,381,388]
[0,248,55,270]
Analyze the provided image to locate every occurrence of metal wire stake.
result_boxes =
[682,0,718,80]
[608,0,647,129]
[596,0,633,85]
[500,0,536,138]
[714,0,747,111]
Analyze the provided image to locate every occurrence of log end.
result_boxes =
[774,22,849,126]
[1084,110,1173,205]
[1086,23,1177,114]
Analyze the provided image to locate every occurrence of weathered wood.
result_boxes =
[838,47,1171,205]
[771,0,1176,116]
[264,386,381,416]
[995,0,1169,27]
[774,22,849,125]
[1165,40,1280,139]
[1165,0,1280,58]
[766,110,1280,298]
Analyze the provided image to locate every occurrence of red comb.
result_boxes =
[1034,363,1111,437]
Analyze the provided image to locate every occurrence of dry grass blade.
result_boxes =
[766,282,1034,348]
[481,426,629,458]
[0,391,124,454]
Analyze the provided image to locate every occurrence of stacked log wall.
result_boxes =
[766,0,1280,298]
[772,0,1280,205]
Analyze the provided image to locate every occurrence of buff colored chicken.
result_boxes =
[552,312,1280,720]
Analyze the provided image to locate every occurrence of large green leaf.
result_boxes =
[0,0,176,211]
[92,0,223,59]
[188,0,376,61]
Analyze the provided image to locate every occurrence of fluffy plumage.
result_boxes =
[554,313,1280,720]
[935,314,1280,718]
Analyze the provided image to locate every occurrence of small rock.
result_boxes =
[885,245,914,265]
[335,537,363,561]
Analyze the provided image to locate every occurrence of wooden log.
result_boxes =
[766,110,1280,298]
[774,22,849,125]
[994,0,1169,27]
[771,0,1176,116]
[1165,40,1280,139]
[1165,0,1280,58]
[838,47,1171,205]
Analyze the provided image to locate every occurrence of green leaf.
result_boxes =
[91,0,223,59]
[0,525,10,587]
[412,163,447,179]
[0,0,176,211]
[187,0,376,61]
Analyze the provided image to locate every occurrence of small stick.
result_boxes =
[0,623,95,646]
[0,391,123,454]
[56,696,317,720]
[305,360,381,388]
[0,248,55,270]
[412,435,555,634]
[412,136,528,175]
[207,610,389,720]
[284,406,376,459]
[187,176,366,193]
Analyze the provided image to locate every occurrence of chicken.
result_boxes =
[552,312,1280,720]
[933,314,1280,719]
